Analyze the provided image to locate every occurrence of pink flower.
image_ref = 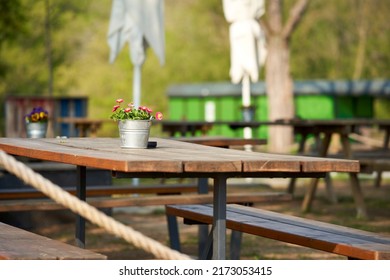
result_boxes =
[128,103,134,108]
[145,107,152,113]
[155,112,163,120]
[139,106,147,111]
[116,98,124,104]
[112,105,120,112]
[124,107,131,113]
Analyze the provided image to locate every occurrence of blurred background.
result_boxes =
[1,0,389,137]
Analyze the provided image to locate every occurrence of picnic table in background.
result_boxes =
[174,136,266,148]
[159,120,214,137]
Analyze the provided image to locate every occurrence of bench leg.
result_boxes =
[302,178,319,212]
[374,171,382,188]
[230,230,242,260]
[197,178,210,257]
[287,178,297,194]
[212,176,227,260]
[198,224,209,258]
[166,214,181,252]
[302,132,333,212]
[324,173,338,204]
[76,165,86,248]
[199,226,242,260]
[349,173,368,219]
[200,225,214,260]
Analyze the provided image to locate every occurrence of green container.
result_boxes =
[167,80,390,138]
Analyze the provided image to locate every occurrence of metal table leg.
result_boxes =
[76,165,86,248]
[198,178,209,257]
[213,176,227,260]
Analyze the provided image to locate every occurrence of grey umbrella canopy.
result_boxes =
[107,0,165,107]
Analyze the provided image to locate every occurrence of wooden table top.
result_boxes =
[0,137,359,175]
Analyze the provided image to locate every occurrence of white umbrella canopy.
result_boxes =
[222,0,266,109]
[107,0,165,107]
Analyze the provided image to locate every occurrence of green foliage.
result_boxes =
[0,0,26,45]
[291,0,390,79]
[1,0,390,136]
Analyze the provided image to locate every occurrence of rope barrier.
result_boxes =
[0,150,191,260]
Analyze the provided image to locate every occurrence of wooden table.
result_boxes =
[0,137,359,259]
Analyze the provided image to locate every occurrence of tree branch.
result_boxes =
[282,0,309,40]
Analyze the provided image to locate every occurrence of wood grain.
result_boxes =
[0,222,106,260]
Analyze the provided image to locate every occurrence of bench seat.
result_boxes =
[0,183,203,200]
[0,192,292,212]
[0,222,106,260]
[166,204,390,260]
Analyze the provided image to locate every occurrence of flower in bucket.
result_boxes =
[25,107,49,123]
[109,98,163,121]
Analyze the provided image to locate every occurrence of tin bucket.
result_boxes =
[118,120,151,149]
[26,122,48,138]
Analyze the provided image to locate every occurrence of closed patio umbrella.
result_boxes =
[223,0,266,85]
[107,0,165,107]
[223,0,266,139]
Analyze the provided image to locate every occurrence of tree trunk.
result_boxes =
[264,0,308,153]
[266,35,294,153]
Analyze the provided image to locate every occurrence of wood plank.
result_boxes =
[166,204,390,260]
[0,183,202,200]
[0,222,106,260]
[0,192,292,212]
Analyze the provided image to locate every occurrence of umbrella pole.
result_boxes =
[242,75,251,108]
[132,65,142,187]
[242,75,253,140]
[242,75,253,155]
[133,65,142,108]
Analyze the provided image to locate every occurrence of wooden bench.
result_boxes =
[0,188,291,256]
[0,222,106,260]
[166,204,390,260]
[0,192,292,212]
[0,183,203,200]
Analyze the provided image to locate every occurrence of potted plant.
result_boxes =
[110,98,163,148]
[25,107,49,138]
